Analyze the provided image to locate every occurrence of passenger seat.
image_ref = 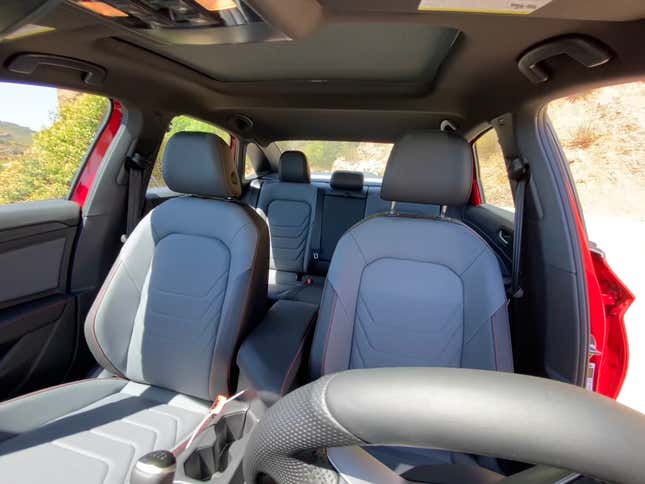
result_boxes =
[256,151,322,303]
[0,132,269,483]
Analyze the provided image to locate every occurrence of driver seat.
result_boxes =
[309,130,513,475]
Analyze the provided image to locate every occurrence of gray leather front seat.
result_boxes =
[0,132,269,483]
[309,130,513,474]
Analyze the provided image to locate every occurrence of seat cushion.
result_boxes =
[0,378,208,484]
[267,270,324,305]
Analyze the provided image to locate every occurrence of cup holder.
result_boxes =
[183,412,246,481]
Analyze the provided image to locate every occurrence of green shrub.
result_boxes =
[0,93,109,204]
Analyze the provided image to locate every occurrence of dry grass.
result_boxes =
[475,81,645,220]
[568,123,602,150]
[548,80,645,222]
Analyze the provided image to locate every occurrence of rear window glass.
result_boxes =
[275,141,393,178]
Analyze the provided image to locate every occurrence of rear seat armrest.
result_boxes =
[236,300,318,404]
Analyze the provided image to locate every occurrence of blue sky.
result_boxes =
[0,82,59,131]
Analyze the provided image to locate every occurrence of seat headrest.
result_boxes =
[330,170,364,192]
[381,130,473,206]
[163,132,241,198]
[279,151,310,183]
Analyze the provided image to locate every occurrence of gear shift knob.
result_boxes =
[130,450,176,484]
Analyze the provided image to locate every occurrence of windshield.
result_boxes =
[275,140,393,178]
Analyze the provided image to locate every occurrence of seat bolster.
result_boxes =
[0,378,127,440]
[85,213,157,378]
[0,381,208,484]
[208,204,270,398]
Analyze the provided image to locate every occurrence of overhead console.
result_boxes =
[68,0,288,45]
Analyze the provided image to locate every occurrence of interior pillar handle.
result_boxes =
[517,35,612,84]
[7,53,107,86]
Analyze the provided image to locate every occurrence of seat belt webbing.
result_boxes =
[310,187,324,261]
[508,157,529,299]
[124,153,148,239]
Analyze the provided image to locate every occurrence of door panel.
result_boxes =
[0,200,80,399]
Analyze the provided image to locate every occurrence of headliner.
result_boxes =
[0,0,644,144]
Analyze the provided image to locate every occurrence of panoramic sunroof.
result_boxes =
[142,22,461,83]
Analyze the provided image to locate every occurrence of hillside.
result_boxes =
[548,81,645,222]
[0,121,34,161]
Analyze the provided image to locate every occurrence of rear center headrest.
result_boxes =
[381,130,473,206]
[163,132,241,199]
[330,170,364,192]
[279,151,310,183]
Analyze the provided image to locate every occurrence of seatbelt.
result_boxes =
[123,153,148,241]
[173,389,247,456]
[508,157,530,299]
[310,187,324,262]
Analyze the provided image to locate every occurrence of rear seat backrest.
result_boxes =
[365,186,441,217]
[256,151,318,275]
[311,171,366,273]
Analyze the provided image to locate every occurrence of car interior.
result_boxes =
[0,1,644,483]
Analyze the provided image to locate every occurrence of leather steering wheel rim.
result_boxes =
[244,367,645,484]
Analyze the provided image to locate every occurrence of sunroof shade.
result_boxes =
[145,22,460,83]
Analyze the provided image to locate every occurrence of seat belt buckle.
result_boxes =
[312,251,319,260]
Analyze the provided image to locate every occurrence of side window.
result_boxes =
[243,142,265,180]
[474,129,515,211]
[548,81,643,225]
[0,82,109,204]
[149,115,232,189]
[244,151,256,179]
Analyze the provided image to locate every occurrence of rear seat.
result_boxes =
[253,156,441,307]
[256,151,322,302]
[309,170,366,275]
[365,185,441,217]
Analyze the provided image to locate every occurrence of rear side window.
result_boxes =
[275,140,393,178]
[149,115,231,189]
[474,129,514,211]
[0,82,109,204]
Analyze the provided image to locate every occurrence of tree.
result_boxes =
[0,93,109,204]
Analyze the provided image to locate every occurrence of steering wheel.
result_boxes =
[244,367,645,484]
